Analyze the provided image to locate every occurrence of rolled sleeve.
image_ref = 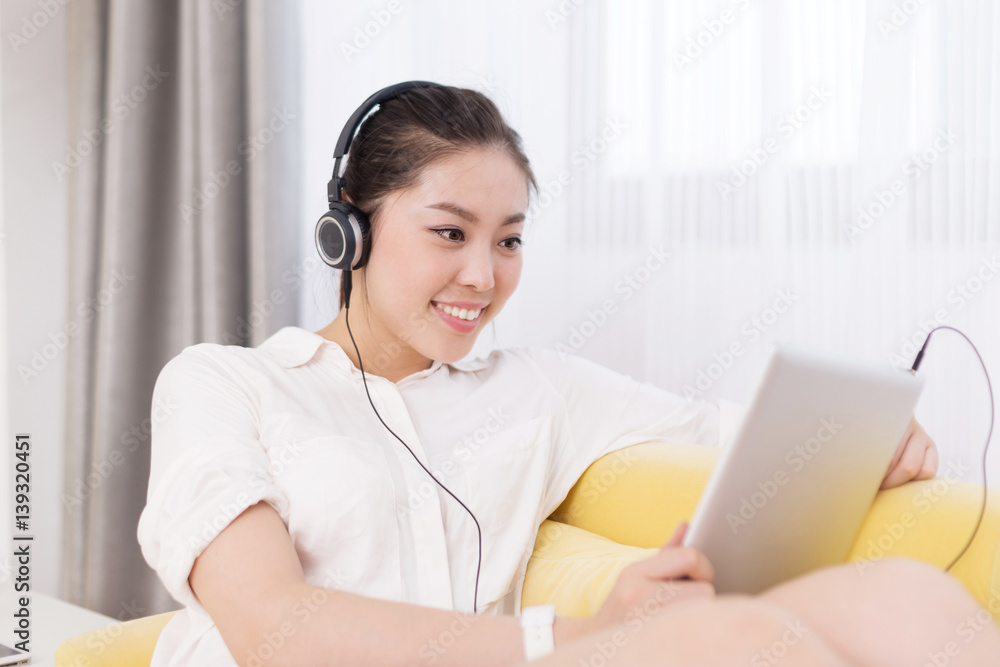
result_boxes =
[136,345,290,610]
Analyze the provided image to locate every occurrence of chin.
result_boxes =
[426,338,477,365]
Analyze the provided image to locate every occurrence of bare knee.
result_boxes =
[856,557,984,617]
[766,556,983,619]
[640,596,852,666]
[761,557,1000,667]
[868,559,1000,662]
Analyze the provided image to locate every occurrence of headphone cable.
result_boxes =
[343,273,484,613]
[909,325,992,572]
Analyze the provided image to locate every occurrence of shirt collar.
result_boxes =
[257,326,492,376]
[258,326,327,368]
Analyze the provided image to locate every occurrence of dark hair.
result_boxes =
[338,84,537,307]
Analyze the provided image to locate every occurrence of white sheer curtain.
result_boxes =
[847,0,1000,485]
[299,0,999,485]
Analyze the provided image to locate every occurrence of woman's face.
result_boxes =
[356,147,529,365]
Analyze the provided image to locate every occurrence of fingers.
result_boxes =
[881,455,911,490]
[917,437,938,480]
[897,425,934,482]
[663,521,688,549]
[881,423,935,490]
[633,541,715,584]
[660,522,694,582]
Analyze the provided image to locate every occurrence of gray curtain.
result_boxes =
[63,0,301,616]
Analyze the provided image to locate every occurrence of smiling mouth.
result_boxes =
[431,302,484,322]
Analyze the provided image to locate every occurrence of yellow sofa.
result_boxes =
[55,440,1000,666]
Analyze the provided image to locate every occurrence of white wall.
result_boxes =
[1,0,69,600]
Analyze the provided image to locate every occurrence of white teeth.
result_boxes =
[437,303,482,321]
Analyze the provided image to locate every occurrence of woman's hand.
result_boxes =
[586,522,715,635]
[880,415,938,490]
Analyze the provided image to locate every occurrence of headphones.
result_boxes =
[315,80,438,306]
[314,80,485,614]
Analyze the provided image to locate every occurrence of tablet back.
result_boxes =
[684,343,925,594]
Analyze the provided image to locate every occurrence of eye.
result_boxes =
[431,227,524,250]
[432,228,464,242]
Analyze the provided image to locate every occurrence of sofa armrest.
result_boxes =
[850,474,1000,614]
[548,441,716,547]
[527,440,1000,622]
[55,610,178,667]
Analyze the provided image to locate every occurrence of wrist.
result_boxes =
[521,604,556,661]
[553,615,596,647]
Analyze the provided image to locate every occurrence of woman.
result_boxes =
[137,83,999,666]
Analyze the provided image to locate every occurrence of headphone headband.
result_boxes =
[328,80,438,204]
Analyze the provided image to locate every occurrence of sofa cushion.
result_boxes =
[522,519,657,617]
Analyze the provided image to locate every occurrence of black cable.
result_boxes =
[909,325,992,572]
[343,273,484,613]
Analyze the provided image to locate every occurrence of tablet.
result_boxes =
[0,643,29,666]
[683,342,925,594]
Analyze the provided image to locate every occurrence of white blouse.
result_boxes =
[136,326,744,666]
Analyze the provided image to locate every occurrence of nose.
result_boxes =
[457,244,495,291]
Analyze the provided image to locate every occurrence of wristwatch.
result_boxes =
[520,604,556,661]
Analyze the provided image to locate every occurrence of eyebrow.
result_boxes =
[425,202,525,226]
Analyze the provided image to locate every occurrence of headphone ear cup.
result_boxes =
[315,202,370,271]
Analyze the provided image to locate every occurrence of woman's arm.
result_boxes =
[189,500,595,667]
